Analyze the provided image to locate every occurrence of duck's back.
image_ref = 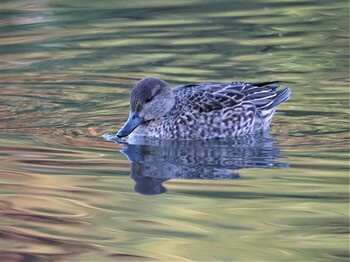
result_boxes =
[173,81,290,111]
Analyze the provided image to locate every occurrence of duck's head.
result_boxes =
[117,77,175,138]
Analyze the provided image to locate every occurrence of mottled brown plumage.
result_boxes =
[117,77,291,139]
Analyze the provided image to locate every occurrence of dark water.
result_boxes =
[0,0,349,261]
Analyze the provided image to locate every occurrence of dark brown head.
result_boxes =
[117,77,175,137]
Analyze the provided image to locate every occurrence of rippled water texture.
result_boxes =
[0,0,349,261]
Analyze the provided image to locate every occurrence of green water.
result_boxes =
[0,0,349,261]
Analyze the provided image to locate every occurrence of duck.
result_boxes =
[116,77,291,139]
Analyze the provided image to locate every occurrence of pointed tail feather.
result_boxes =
[265,87,291,110]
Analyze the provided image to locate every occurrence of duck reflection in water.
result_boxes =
[104,133,288,195]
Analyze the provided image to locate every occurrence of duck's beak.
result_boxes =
[117,111,143,138]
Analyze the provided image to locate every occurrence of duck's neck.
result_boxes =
[158,89,175,117]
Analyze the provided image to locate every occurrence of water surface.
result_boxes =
[0,0,349,261]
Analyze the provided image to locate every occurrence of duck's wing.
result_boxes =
[175,81,290,113]
[173,82,244,113]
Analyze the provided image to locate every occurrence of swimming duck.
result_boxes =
[117,77,290,139]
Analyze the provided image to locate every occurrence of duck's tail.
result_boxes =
[242,82,291,111]
[265,87,291,110]
[249,84,291,129]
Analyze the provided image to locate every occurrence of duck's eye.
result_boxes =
[145,97,153,103]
